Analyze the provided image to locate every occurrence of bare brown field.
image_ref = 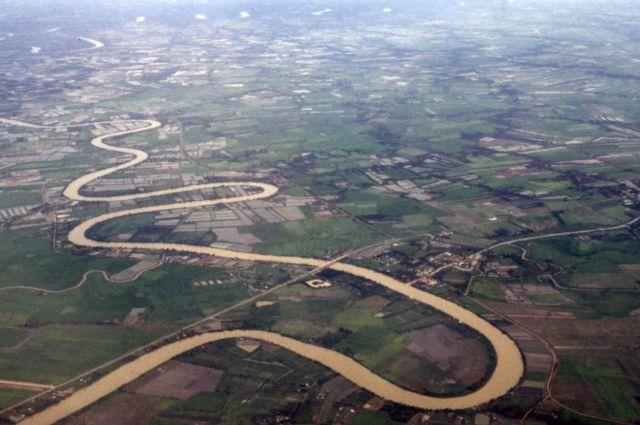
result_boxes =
[482,300,577,319]
[618,264,640,279]
[63,392,169,425]
[406,324,488,386]
[132,360,223,400]
[524,316,639,347]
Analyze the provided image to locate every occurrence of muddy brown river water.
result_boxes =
[17,119,523,424]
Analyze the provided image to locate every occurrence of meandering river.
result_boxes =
[18,119,523,424]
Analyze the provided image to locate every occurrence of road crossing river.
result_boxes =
[8,118,523,424]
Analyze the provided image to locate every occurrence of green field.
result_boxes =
[0,228,132,291]
[0,189,41,209]
[558,356,640,422]
[0,263,249,327]
[0,324,169,384]
[250,216,385,257]
[472,279,504,301]
[0,388,36,410]
[0,327,29,348]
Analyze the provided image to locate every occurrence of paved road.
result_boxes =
[0,380,53,392]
